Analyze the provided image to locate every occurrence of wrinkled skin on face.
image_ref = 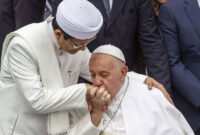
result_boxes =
[89,53,128,99]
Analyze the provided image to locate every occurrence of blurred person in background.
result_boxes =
[152,0,169,16]
[158,0,200,134]
[0,0,46,61]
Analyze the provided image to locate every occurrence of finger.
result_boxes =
[166,93,174,105]
[148,84,153,90]
[168,97,174,105]
[159,87,174,105]
[102,91,108,97]
[147,78,173,105]
[153,82,165,92]
[160,87,168,98]
[158,85,165,92]
[87,101,92,112]
[96,87,105,98]
[170,99,174,105]
[85,83,92,92]
[167,95,174,105]
[105,94,111,102]
[160,89,168,100]
[90,87,98,97]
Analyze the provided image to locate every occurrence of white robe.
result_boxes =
[0,18,97,135]
[0,18,147,135]
[102,76,194,135]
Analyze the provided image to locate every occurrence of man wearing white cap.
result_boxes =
[89,44,194,135]
[0,0,170,135]
[0,0,105,134]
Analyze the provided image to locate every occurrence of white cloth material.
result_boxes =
[102,76,128,133]
[126,71,147,83]
[92,44,126,63]
[56,0,103,40]
[0,18,98,135]
[101,76,194,135]
[106,76,194,135]
[100,132,125,135]
[198,0,200,7]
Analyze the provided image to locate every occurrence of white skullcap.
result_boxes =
[56,0,103,40]
[92,44,126,63]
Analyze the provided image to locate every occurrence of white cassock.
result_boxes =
[0,18,147,135]
[101,75,194,135]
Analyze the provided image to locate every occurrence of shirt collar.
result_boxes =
[198,0,200,7]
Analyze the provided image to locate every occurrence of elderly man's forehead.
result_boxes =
[90,53,121,62]
[89,54,120,72]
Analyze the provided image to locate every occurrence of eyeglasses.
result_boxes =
[68,37,96,49]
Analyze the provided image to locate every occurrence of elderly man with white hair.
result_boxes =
[88,45,194,135]
[0,0,171,134]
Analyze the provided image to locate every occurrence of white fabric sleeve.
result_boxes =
[127,71,147,83]
[151,88,194,135]
[7,37,88,114]
[68,112,102,135]
[79,48,92,82]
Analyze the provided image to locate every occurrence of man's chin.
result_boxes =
[68,50,79,54]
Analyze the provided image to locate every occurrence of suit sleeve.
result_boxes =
[6,37,88,113]
[158,4,200,109]
[137,0,172,94]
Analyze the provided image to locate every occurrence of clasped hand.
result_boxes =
[86,84,111,113]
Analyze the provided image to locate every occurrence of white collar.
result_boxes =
[198,0,200,8]
[102,77,128,133]
[114,76,128,100]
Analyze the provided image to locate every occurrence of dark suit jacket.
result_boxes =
[0,0,46,60]
[87,0,172,94]
[159,0,200,132]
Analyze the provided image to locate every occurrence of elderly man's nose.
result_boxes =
[93,77,102,87]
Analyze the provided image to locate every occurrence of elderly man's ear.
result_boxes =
[120,66,129,81]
